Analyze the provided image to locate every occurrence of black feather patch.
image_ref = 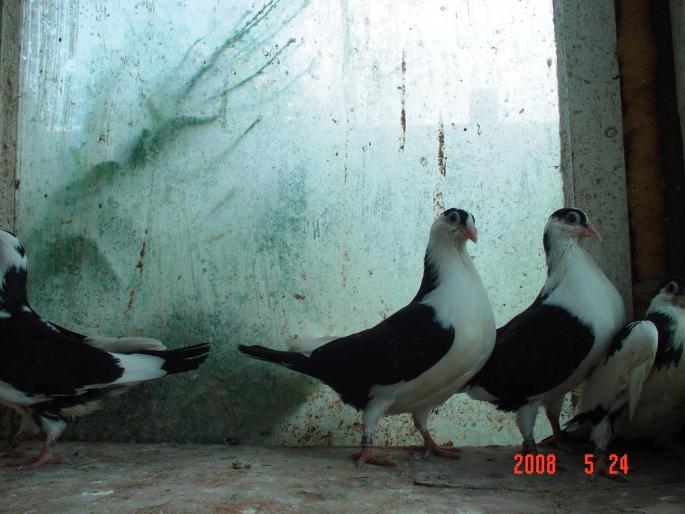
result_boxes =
[469,304,595,412]
[412,253,439,303]
[441,208,470,226]
[0,311,125,397]
[604,322,639,363]
[0,268,28,311]
[543,233,551,258]
[647,311,683,369]
[136,343,210,374]
[549,208,588,226]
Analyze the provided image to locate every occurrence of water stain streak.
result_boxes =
[437,121,446,176]
[399,50,406,152]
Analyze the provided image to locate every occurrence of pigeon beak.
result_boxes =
[584,223,602,242]
[464,224,478,244]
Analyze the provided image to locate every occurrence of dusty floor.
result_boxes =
[1,441,684,513]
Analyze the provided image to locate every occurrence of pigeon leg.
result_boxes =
[539,395,572,453]
[11,411,66,470]
[517,403,539,454]
[588,423,625,481]
[1,408,41,459]
[11,438,64,470]
[351,401,396,467]
[591,450,627,482]
[408,409,461,459]
[352,443,397,467]
[0,407,35,458]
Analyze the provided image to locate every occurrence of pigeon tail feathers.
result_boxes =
[239,344,312,375]
[134,343,211,375]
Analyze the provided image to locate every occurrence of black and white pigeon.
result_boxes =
[564,320,657,479]
[613,279,685,446]
[0,229,211,469]
[240,208,496,466]
[465,208,625,454]
[0,330,167,459]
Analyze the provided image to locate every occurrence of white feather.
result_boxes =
[627,361,652,420]
[572,320,657,449]
[284,336,337,357]
[0,231,27,282]
[580,321,657,413]
[0,380,48,406]
[85,336,167,352]
[61,400,105,419]
[111,353,168,385]
[619,300,685,439]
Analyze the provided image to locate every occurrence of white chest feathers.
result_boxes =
[543,244,625,350]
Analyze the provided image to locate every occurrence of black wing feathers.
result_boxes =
[0,311,123,396]
[647,311,683,369]
[470,304,594,411]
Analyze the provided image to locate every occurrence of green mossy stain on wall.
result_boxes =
[7,0,316,444]
[128,116,218,169]
[28,234,117,284]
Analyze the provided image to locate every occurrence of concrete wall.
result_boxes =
[554,0,632,316]
[4,0,630,447]
[0,0,21,443]
[0,0,19,231]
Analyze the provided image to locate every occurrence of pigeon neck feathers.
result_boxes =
[539,226,624,331]
[543,229,588,277]
[413,238,482,329]
[413,235,470,298]
[542,225,602,294]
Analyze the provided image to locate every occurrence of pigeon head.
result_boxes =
[429,208,478,249]
[0,229,28,310]
[649,278,685,313]
[0,229,27,275]
[413,208,481,303]
[543,208,600,250]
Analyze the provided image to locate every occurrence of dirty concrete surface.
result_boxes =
[1,442,684,513]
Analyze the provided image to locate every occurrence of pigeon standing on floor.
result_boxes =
[564,320,657,479]
[465,208,625,454]
[0,331,167,458]
[240,208,496,466]
[613,279,685,446]
[0,229,211,469]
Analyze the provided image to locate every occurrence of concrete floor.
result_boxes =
[1,441,684,513]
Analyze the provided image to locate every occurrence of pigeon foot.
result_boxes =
[352,445,397,467]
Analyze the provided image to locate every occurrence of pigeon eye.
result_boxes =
[566,212,579,224]
[665,281,679,295]
[449,213,459,224]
